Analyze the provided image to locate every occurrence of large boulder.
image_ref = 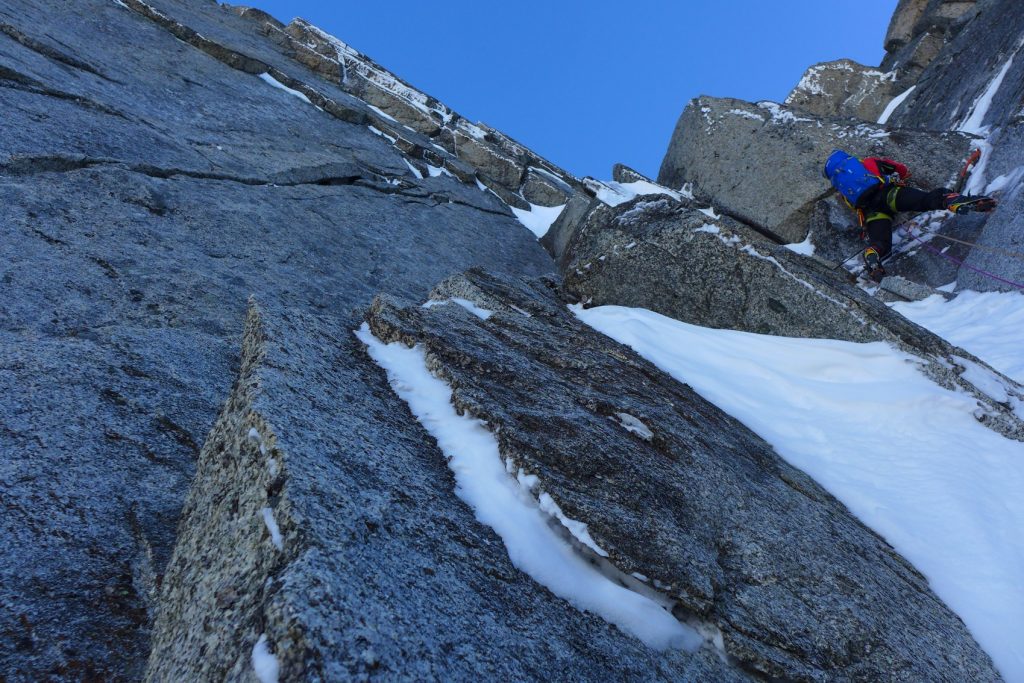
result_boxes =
[785,59,897,122]
[657,96,974,242]
[359,267,1002,682]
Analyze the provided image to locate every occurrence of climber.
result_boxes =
[823,149,997,281]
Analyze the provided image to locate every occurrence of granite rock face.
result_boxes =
[144,299,750,682]
[0,0,557,677]
[656,96,973,243]
[881,0,978,88]
[362,268,1001,682]
[785,59,897,122]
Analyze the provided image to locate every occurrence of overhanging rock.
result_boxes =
[656,96,973,243]
[363,267,1002,682]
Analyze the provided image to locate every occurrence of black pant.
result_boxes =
[860,186,948,258]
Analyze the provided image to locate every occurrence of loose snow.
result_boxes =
[510,203,566,239]
[783,234,816,256]
[261,508,283,551]
[355,323,701,651]
[574,304,1024,682]
[892,290,1024,383]
[403,159,424,179]
[589,178,684,206]
[877,85,916,125]
[251,635,280,683]
[257,73,312,105]
[422,297,494,320]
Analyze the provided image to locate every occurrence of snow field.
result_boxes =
[574,303,1024,682]
[355,323,702,652]
[892,290,1024,383]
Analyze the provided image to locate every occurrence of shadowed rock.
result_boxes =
[0,0,555,676]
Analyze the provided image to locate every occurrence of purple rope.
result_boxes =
[907,232,1024,289]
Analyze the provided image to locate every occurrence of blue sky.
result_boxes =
[256,2,898,179]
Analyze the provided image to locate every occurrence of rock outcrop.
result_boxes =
[876,0,1024,291]
[360,268,1001,682]
[786,59,897,122]
[4,0,1021,679]
[554,194,1024,440]
[657,96,973,243]
[881,0,978,89]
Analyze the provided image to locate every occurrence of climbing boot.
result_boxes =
[944,193,997,214]
[863,247,885,283]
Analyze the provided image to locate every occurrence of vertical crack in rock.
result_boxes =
[145,300,291,682]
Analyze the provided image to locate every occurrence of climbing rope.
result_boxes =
[925,232,1024,263]
[901,223,1024,290]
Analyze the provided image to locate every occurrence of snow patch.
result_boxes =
[355,324,701,651]
[367,125,397,144]
[959,37,1024,135]
[257,73,312,105]
[892,290,1024,383]
[594,179,683,208]
[261,508,283,550]
[784,234,816,256]
[422,297,493,320]
[251,635,280,683]
[756,101,813,124]
[537,492,609,557]
[728,108,765,122]
[403,159,424,179]
[614,412,654,441]
[427,164,451,178]
[510,203,566,239]
[877,85,916,125]
[367,104,397,122]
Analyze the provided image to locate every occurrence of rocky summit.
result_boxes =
[2,0,1022,681]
